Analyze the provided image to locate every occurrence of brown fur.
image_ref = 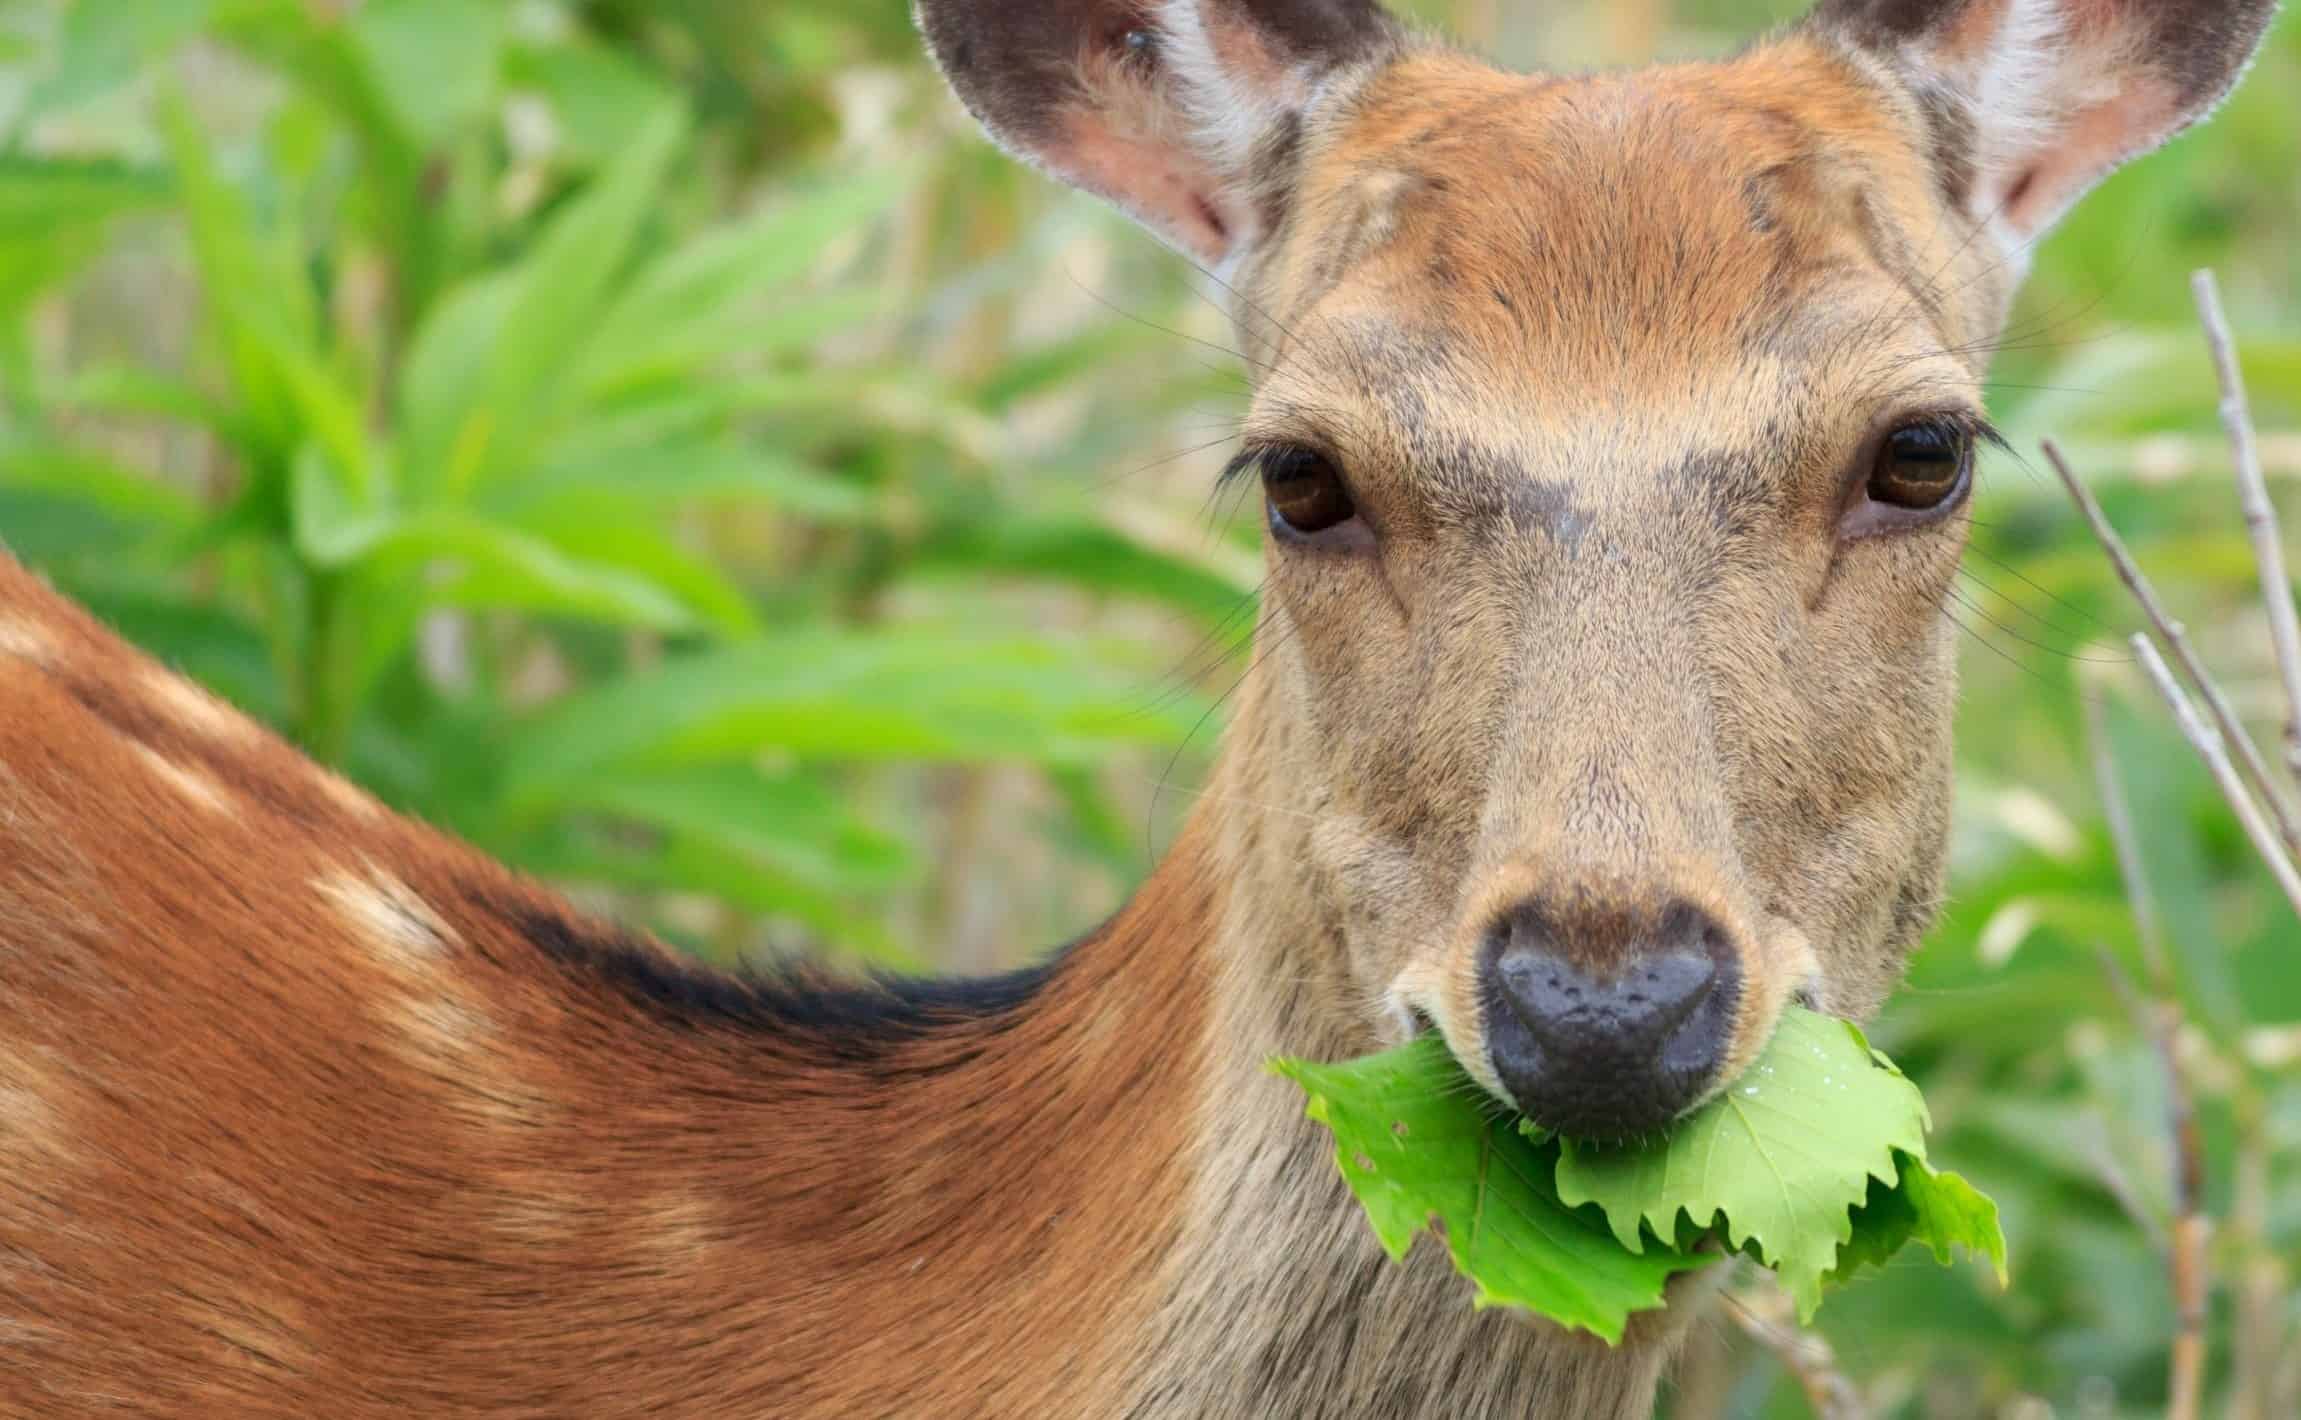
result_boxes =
[0,556,1217,1416]
[1,0,2275,1414]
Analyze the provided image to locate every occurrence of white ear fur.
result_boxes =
[917,0,1394,273]
[1090,0,1358,271]
[1850,0,2273,258]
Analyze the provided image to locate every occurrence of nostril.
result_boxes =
[1478,895,1745,1138]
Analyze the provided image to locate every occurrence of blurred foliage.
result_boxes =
[1,0,2297,1415]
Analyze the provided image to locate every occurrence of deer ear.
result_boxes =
[1811,0,2276,241]
[914,0,1398,268]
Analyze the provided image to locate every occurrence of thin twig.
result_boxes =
[2131,635,2301,918]
[2192,270,2301,786]
[2045,439,2301,863]
[1724,1286,1867,1420]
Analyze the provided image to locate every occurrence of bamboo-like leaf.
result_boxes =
[501,633,1202,796]
[363,514,699,630]
[25,0,212,119]
[346,0,507,148]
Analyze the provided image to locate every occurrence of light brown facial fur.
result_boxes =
[1226,46,1987,1124]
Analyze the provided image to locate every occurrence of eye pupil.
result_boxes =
[1261,447,1357,537]
[1869,421,1972,511]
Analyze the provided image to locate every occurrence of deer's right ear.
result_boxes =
[1811,0,2277,245]
[914,0,1398,269]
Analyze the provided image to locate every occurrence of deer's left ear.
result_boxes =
[914,0,1400,269]
[1811,0,2277,241]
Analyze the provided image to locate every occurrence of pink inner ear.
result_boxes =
[1058,110,1235,265]
[1997,78,2180,234]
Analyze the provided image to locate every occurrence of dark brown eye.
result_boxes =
[1868,421,1972,510]
[1261,446,1358,537]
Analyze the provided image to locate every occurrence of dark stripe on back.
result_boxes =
[501,898,1065,1063]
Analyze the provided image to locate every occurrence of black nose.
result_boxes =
[1479,898,1741,1139]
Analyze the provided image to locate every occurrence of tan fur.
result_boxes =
[0,0,2272,1412]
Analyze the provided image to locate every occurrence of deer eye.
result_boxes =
[1867,421,1972,511]
[1261,446,1359,539]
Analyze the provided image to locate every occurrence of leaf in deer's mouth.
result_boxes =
[1272,1037,1705,1344]
[1269,1006,2006,1342]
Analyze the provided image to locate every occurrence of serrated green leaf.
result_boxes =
[1276,1008,2006,1338]
[1271,1036,1707,1343]
[1827,1152,2008,1304]
[1553,1008,1928,1314]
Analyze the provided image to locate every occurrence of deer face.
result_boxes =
[917,0,2276,1137]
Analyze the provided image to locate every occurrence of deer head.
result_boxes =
[918,0,2278,1138]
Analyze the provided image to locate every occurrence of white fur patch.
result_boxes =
[127,741,233,816]
[316,863,459,968]
[139,666,257,745]
[642,1192,725,1265]
[0,616,58,667]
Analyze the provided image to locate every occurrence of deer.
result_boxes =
[0,0,2276,1415]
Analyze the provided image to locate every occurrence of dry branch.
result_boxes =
[1724,1286,1867,1420]
[2043,439,2301,862]
[2192,270,2301,786]
[2130,635,2301,918]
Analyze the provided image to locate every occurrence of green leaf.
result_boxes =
[157,92,367,480]
[0,157,169,241]
[396,102,686,498]
[570,169,906,397]
[1270,1037,1705,1343]
[501,508,760,636]
[1553,1008,1927,1315]
[550,765,910,898]
[903,515,1258,626]
[1275,1009,2007,1337]
[291,444,399,566]
[365,514,700,631]
[0,442,199,531]
[496,441,877,526]
[26,0,213,119]
[346,0,507,149]
[396,271,515,492]
[502,632,1202,795]
[1828,1153,2009,1296]
[475,100,687,479]
[503,41,680,169]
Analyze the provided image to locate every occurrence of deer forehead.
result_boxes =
[1259,47,1973,413]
